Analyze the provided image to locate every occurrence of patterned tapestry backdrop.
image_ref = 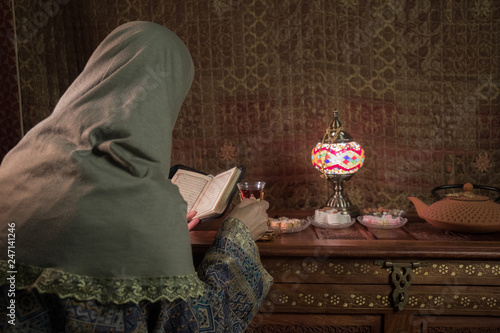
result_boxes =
[2,0,499,212]
[0,0,22,159]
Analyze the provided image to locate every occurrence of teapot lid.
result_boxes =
[445,183,489,201]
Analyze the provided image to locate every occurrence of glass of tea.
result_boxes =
[237,181,266,201]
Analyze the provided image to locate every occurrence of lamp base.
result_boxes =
[325,196,359,217]
[325,174,360,217]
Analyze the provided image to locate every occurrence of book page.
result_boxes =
[193,168,235,216]
[171,171,211,212]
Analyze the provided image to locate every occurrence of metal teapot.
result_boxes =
[408,183,500,233]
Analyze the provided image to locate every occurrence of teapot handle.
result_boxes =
[431,184,500,203]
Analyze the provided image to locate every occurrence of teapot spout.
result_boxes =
[408,197,429,219]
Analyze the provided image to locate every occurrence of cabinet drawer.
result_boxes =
[263,257,500,286]
[261,283,500,316]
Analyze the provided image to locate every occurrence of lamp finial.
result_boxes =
[333,108,342,130]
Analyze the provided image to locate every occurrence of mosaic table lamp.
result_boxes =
[311,109,365,217]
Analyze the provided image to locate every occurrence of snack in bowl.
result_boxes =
[268,219,281,229]
[268,217,310,233]
[314,207,339,223]
[357,207,407,229]
[311,207,354,229]
[326,211,351,225]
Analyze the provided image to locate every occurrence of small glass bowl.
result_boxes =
[358,214,408,229]
[308,215,356,229]
[268,217,311,234]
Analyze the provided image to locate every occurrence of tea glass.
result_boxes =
[237,181,266,201]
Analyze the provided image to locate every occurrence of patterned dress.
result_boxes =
[0,218,273,332]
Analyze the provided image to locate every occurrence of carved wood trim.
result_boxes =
[246,324,374,333]
[414,315,500,332]
[262,258,500,285]
[262,284,500,314]
[247,313,382,333]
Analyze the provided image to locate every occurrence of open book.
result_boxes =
[170,165,245,220]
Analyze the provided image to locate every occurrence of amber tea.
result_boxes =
[239,189,264,200]
[237,182,266,201]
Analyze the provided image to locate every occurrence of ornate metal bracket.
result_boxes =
[374,260,429,310]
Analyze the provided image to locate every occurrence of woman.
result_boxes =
[0,21,272,332]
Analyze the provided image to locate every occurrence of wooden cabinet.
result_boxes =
[191,211,500,332]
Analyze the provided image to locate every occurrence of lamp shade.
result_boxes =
[311,141,365,175]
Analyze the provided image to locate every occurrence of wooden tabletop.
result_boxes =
[190,210,500,260]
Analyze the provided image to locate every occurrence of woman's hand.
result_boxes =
[228,198,269,240]
[186,211,200,231]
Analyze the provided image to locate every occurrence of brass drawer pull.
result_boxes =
[373,260,429,310]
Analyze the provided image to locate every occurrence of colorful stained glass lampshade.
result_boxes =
[311,109,365,216]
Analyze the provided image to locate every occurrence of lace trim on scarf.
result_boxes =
[0,260,204,304]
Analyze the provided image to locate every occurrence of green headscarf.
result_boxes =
[0,21,204,303]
